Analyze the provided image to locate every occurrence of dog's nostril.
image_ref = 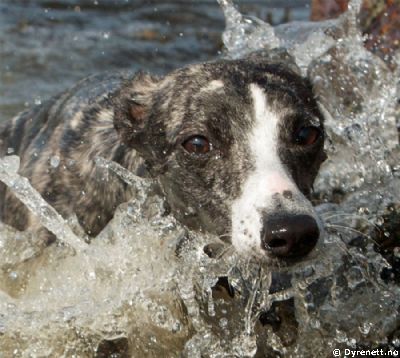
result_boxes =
[268,238,287,248]
[261,215,319,258]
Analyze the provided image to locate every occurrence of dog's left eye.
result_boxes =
[294,126,321,146]
[182,135,211,154]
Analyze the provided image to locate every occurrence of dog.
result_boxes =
[0,53,326,258]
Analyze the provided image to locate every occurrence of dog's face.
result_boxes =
[114,58,326,259]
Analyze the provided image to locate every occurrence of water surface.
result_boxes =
[0,0,309,120]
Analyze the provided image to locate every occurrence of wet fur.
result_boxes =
[0,55,325,247]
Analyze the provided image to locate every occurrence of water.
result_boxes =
[1,0,400,357]
[0,0,309,121]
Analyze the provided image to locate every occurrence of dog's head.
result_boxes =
[113,56,326,259]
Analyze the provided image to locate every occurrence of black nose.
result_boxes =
[261,215,319,258]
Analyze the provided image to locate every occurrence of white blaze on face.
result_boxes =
[231,84,298,254]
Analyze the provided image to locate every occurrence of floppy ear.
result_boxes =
[113,71,160,149]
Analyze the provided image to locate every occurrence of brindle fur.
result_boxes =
[0,54,325,239]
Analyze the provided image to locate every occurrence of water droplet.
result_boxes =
[310,318,321,329]
[346,267,364,289]
[219,318,228,328]
[171,321,181,333]
[9,271,18,280]
[88,271,96,280]
[50,155,60,168]
[392,338,400,347]
[359,322,371,335]
[335,329,347,343]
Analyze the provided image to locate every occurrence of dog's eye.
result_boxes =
[182,135,211,154]
[294,126,321,146]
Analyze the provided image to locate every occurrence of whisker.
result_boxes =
[218,233,232,243]
[321,212,381,232]
[319,223,395,298]
[327,232,369,267]
[323,227,391,293]
[326,223,379,246]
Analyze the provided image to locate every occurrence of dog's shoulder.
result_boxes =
[1,71,136,158]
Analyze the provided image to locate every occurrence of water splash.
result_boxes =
[0,155,87,253]
[217,0,280,58]
[1,0,400,356]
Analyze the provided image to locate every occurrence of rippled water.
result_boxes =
[0,0,309,120]
[0,0,399,357]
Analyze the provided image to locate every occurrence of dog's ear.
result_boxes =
[113,71,160,149]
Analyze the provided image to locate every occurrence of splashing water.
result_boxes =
[1,0,400,356]
[0,156,87,253]
[217,0,280,58]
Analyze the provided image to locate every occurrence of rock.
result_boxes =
[310,0,349,21]
[311,0,400,68]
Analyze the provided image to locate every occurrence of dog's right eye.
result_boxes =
[294,126,321,146]
[182,135,211,155]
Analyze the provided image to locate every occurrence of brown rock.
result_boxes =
[310,0,348,21]
[310,0,400,67]
[361,0,400,66]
